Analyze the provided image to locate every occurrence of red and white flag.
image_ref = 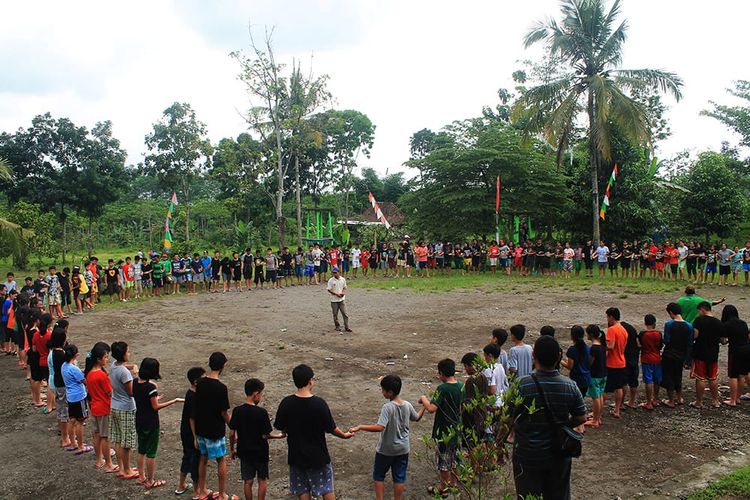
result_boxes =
[368,192,391,230]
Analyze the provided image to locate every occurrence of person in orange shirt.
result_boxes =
[415,241,429,278]
[603,307,628,418]
[665,241,680,280]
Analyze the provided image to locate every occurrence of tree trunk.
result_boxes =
[295,155,303,245]
[274,121,286,248]
[88,216,94,258]
[61,204,67,264]
[184,182,191,243]
[588,90,601,244]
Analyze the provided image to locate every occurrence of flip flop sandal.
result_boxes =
[660,399,676,408]
[195,489,213,500]
[64,446,78,452]
[638,403,654,411]
[145,479,166,489]
[75,445,94,455]
[689,402,704,409]
[175,483,193,495]
[122,472,140,480]
[105,465,120,473]
[95,462,105,469]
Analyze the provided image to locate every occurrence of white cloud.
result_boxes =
[1,0,748,175]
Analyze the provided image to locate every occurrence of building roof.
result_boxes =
[354,201,405,225]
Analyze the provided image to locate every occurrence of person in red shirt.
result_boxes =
[85,342,117,472]
[32,317,53,413]
[488,242,500,274]
[604,307,628,418]
[122,256,134,301]
[637,314,663,410]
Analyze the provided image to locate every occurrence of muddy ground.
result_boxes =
[1,282,748,499]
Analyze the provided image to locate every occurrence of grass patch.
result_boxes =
[348,272,688,295]
[688,465,750,499]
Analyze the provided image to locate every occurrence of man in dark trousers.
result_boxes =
[511,336,586,500]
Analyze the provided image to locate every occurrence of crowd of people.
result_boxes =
[1,267,748,499]
[0,238,748,321]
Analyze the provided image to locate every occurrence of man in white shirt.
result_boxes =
[327,266,351,332]
[596,240,609,278]
[351,244,362,279]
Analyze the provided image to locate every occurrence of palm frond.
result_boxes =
[0,157,13,183]
[524,21,552,48]
[613,69,684,101]
[590,74,613,159]
[608,84,651,147]
[597,20,627,69]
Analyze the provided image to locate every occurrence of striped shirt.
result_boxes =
[512,370,586,464]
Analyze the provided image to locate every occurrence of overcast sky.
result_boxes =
[2,0,748,177]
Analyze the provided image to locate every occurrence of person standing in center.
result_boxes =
[327,267,351,333]
[274,364,354,500]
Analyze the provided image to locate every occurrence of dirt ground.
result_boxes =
[1,282,748,499]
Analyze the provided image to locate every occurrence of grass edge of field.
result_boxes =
[687,465,750,500]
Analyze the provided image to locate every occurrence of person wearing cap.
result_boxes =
[327,266,351,332]
[677,285,725,324]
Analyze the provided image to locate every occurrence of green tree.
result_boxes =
[7,201,58,266]
[401,119,568,240]
[702,81,750,148]
[144,102,213,242]
[517,0,682,243]
[680,152,748,241]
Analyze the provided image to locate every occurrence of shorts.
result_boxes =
[563,260,573,273]
[124,280,134,289]
[670,264,678,274]
[621,259,631,270]
[241,459,270,481]
[254,269,264,284]
[679,260,687,270]
[608,260,618,270]
[502,258,511,268]
[48,291,60,306]
[463,258,472,269]
[284,267,294,277]
[197,435,227,460]
[642,363,663,385]
[388,259,397,270]
[243,269,252,280]
[418,261,428,270]
[744,263,750,272]
[2,323,13,343]
[184,273,193,282]
[380,260,388,270]
[305,265,315,277]
[706,264,716,274]
[604,367,627,392]
[597,262,607,270]
[107,282,119,295]
[728,348,750,378]
[691,359,718,381]
[110,408,137,449]
[211,273,221,282]
[295,265,303,278]
[92,414,110,438]
[194,272,205,282]
[626,363,639,388]
[489,258,498,267]
[660,354,684,392]
[586,377,606,398]
[719,265,731,276]
[289,463,334,497]
[68,399,90,420]
[152,277,163,288]
[656,262,665,272]
[373,452,408,484]
[436,258,444,269]
[342,261,350,272]
[222,272,231,282]
[31,364,49,382]
[397,259,405,267]
[137,428,160,458]
[436,443,459,472]
[60,292,71,306]
[352,259,361,269]
[55,387,69,422]
[640,259,650,269]
[266,270,277,282]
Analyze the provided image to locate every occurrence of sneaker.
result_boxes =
[344,328,353,333]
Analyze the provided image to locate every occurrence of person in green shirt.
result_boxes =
[151,257,164,297]
[419,358,464,497]
[677,284,725,323]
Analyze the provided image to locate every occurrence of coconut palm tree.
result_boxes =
[517,0,683,243]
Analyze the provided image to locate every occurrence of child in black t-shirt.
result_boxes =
[229,378,286,500]
[176,367,205,497]
[133,358,183,489]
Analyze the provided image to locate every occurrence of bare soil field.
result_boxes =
[1,282,748,499]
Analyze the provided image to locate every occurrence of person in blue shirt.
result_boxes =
[189,254,204,295]
[201,251,213,292]
[61,344,93,455]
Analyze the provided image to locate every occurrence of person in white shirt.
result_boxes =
[483,344,508,408]
[327,266,351,332]
[351,244,362,279]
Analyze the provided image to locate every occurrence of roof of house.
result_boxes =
[354,201,405,225]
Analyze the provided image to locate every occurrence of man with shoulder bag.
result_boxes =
[511,335,587,500]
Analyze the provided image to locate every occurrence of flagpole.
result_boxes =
[495,176,500,242]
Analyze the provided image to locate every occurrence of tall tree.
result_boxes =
[517,0,682,243]
[144,102,212,242]
[702,80,750,148]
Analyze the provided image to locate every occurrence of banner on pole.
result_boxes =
[599,164,618,220]
[368,192,392,230]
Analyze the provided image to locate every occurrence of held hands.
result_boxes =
[348,425,361,434]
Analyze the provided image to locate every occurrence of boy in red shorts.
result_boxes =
[690,302,725,408]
